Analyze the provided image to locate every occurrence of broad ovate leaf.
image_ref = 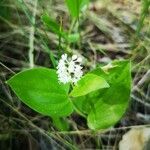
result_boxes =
[88,60,132,130]
[72,90,101,115]
[70,73,109,97]
[88,101,125,130]
[7,68,73,117]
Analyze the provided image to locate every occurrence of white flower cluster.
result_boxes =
[57,54,83,84]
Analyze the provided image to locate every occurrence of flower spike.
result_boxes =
[57,54,83,84]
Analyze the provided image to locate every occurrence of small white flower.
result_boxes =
[61,54,67,60]
[57,54,83,84]
[72,55,78,60]
[77,57,82,62]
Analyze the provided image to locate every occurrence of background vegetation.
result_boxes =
[0,0,150,149]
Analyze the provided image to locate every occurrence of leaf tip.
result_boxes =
[5,79,11,85]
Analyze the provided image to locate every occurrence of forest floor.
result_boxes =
[0,0,150,149]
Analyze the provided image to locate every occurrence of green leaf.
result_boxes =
[7,68,73,117]
[65,0,80,18]
[72,90,100,115]
[65,0,89,18]
[88,102,125,130]
[41,13,66,37]
[70,73,109,97]
[42,13,80,43]
[88,60,131,130]
[80,0,89,10]
[67,33,80,43]
[0,1,10,19]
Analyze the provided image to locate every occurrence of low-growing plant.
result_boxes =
[6,0,132,131]
[6,55,131,131]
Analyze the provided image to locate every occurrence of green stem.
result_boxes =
[69,83,86,118]
[72,101,86,118]
[65,19,76,54]
[52,117,69,131]
[28,0,38,68]
[136,0,150,36]
[58,17,63,55]
[69,18,76,34]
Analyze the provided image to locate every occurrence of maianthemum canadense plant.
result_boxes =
[6,0,132,131]
[6,56,131,130]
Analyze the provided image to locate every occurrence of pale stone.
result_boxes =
[119,128,150,150]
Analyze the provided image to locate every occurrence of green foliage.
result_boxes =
[88,102,125,130]
[136,0,150,36]
[52,117,69,131]
[65,0,89,18]
[88,60,131,129]
[72,60,131,129]
[67,33,80,43]
[7,60,131,130]
[70,73,109,97]
[0,1,10,19]
[7,68,73,117]
[41,13,65,37]
[41,13,80,43]
[72,90,101,115]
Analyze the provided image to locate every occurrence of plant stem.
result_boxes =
[52,117,69,131]
[69,83,86,118]
[0,62,15,74]
[136,0,150,36]
[69,18,76,34]
[72,102,86,118]
[28,0,38,68]
[58,16,63,56]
